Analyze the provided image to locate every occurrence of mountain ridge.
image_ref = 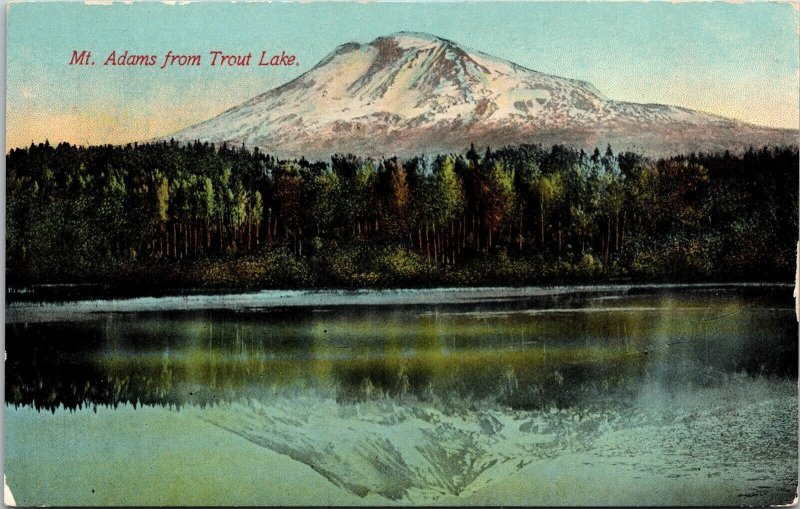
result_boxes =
[169,32,796,159]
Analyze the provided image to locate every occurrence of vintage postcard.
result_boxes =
[4,1,799,506]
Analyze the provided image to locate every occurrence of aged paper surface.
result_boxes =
[5,1,799,505]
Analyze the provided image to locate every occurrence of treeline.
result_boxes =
[6,140,798,289]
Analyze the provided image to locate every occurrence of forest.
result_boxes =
[6,140,798,293]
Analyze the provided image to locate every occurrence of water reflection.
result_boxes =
[6,287,796,413]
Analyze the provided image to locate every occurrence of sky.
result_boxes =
[6,1,799,150]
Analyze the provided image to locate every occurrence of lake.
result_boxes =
[4,284,797,505]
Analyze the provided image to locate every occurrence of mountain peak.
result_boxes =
[319,32,453,65]
[371,32,452,48]
[170,33,794,160]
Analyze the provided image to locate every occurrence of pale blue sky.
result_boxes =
[7,1,799,148]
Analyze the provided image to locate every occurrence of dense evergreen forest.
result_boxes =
[6,140,798,292]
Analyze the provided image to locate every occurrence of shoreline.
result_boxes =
[5,281,793,323]
[7,276,793,300]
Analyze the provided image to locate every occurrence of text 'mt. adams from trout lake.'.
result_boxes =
[69,50,299,69]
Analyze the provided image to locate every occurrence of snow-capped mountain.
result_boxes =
[170,32,796,159]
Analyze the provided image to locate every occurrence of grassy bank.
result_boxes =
[6,240,794,302]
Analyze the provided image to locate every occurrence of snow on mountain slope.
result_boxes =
[170,32,796,159]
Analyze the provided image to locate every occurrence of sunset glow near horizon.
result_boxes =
[7,1,799,151]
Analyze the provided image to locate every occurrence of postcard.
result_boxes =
[4,1,799,506]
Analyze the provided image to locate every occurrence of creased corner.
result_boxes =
[4,475,17,507]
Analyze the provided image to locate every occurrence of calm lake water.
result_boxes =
[5,285,798,505]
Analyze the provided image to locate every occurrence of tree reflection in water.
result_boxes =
[6,287,796,413]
